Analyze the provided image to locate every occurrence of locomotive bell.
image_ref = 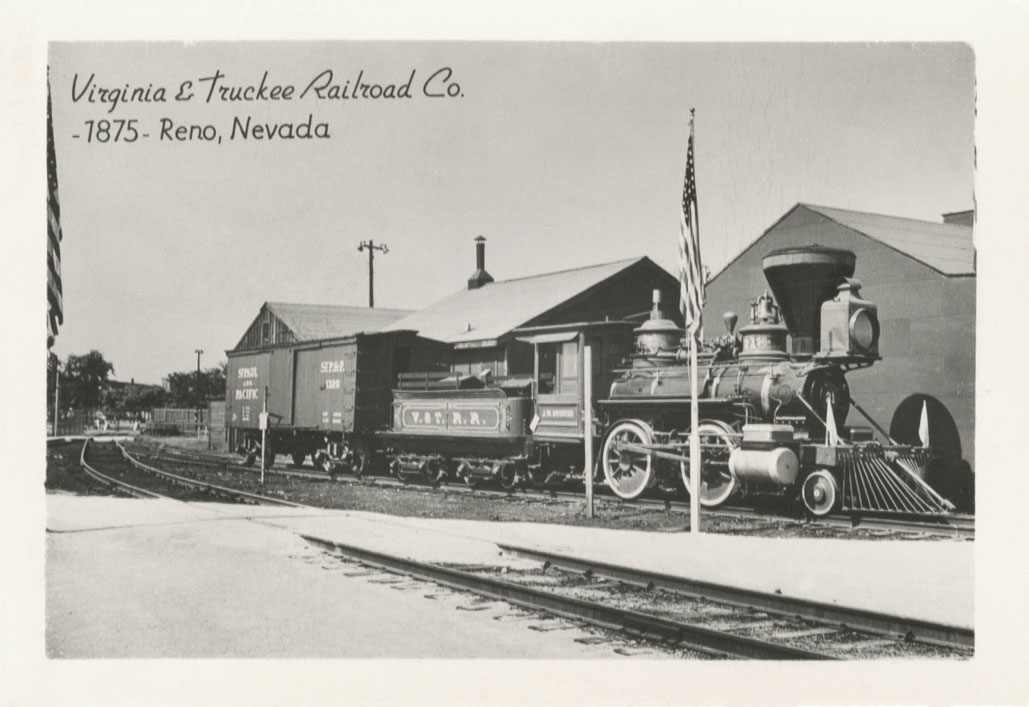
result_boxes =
[762,246,855,357]
[633,289,684,355]
[736,292,790,362]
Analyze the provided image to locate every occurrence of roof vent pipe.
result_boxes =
[467,235,495,290]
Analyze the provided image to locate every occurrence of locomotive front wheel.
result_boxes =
[802,470,839,516]
[601,420,654,500]
[679,420,738,508]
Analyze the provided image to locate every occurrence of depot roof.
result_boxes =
[382,257,674,347]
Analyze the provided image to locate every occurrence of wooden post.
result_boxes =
[583,344,594,519]
[53,366,60,436]
[689,334,701,534]
[260,385,268,485]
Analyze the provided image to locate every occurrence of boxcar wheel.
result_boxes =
[679,420,738,508]
[601,420,654,500]
[350,438,370,478]
[291,451,307,468]
[261,443,276,469]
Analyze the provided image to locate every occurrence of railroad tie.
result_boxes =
[773,626,843,640]
[833,638,899,653]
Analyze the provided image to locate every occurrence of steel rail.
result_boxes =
[302,534,836,660]
[115,441,308,508]
[78,439,164,499]
[498,543,974,650]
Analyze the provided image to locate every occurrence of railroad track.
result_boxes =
[123,440,975,540]
[498,544,974,651]
[304,535,973,660]
[80,439,306,508]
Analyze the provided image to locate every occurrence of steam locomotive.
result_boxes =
[231,246,954,517]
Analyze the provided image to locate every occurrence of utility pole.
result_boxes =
[195,349,203,436]
[357,240,389,307]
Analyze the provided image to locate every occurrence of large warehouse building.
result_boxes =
[703,203,976,482]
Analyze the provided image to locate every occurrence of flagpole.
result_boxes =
[689,331,701,533]
[687,110,702,535]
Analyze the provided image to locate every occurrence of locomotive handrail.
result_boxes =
[848,397,899,445]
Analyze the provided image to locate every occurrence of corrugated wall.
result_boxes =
[704,206,976,468]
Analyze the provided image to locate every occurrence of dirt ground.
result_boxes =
[49,438,967,540]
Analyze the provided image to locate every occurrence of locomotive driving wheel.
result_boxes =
[679,420,738,508]
[601,420,654,500]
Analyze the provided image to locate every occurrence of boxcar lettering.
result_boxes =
[320,360,345,374]
[237,366,258,379]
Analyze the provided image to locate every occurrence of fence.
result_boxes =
[48,409,91,436]
[148,407,210,437]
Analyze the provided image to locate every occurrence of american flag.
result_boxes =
[47,75,63,344]
[678,115,704,339]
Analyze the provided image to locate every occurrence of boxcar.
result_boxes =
[226,330,449,471]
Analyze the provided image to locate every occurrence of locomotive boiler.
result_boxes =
[595,245,952,515]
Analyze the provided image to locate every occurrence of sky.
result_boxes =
[47,42,975,384]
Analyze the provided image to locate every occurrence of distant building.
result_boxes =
[383,237,682,378]
[704,203,975,472]
[232,302,413,351]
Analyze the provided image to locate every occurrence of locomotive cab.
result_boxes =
[515,321,635,442]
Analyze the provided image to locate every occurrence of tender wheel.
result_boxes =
[802,470,839,516]
[459,464,481,489]
[425,458,445,485]
[601,420,654,500]
[680,420,738,508]
[525,465,549,489]
[498,462,518,491]
[350,438,370,478]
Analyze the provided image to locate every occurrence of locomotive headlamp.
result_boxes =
[849,308,878,352]
[818,278,880,360]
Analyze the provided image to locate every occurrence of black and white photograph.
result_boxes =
[7,3,1029,705]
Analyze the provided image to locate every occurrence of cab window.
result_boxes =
[558,341,579,394]
[538,344,557,394]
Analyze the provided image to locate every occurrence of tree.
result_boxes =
[164,365,227,408]
[63,350,114,411]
